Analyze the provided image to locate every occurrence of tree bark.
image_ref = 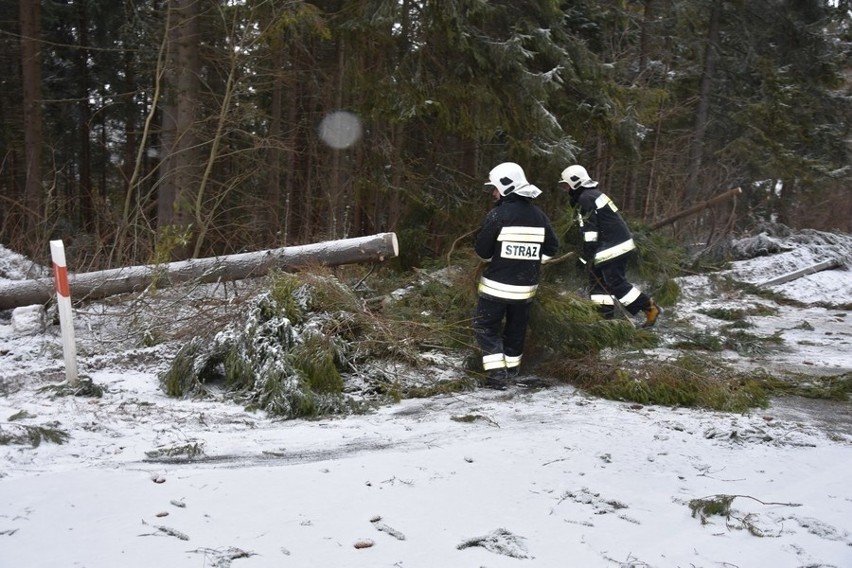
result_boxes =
[19,0,43,238]
[757,259,843,288]
[158,0,201,258]
[685,0,721,203]
[76,0,94,233]
[648,187,741,231]
[265,35,285,242]
[0,233,399,310]
[638,0,654,79]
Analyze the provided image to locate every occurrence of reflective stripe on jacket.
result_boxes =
[575,188,635,265]
[475,194,559,303]
[478,277,538,301]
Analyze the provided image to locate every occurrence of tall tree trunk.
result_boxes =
[265,39,285,243]
[76,0,94,233]
[626,0,656,213]
[643,103,665,222]
[686,0,721,203]
[19,0,43,239]
[158,0,201,259]
[285,41,309,245]
[638,0,654,78]
[284,78,299,244]
[388,122,404,232]
[121,48,139,223]
[191,7,241,259]
[328,37,345,239]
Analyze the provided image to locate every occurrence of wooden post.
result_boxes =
[50,240,79,386]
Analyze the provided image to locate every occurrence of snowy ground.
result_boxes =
[1,230,851,568]
[668,229,852,379]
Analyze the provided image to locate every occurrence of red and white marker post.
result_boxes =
[50,240,79,386]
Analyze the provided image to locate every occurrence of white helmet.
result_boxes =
[559,164,598,190]
[485,162,542,198]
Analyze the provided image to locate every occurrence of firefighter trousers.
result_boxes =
[473,296,532,371]
[589,253,651,317]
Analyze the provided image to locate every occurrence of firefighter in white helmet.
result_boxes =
[474,162,559,389]
[558,164,660,327]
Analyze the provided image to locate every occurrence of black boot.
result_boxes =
[483,368,509,390]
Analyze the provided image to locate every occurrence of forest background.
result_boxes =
[1,0,850,272]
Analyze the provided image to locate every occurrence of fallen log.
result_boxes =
[648,187,742,231]
[756,259,843,288]
[0,233,399,310]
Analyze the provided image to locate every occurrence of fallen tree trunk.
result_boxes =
[648,187,742,231]
[0,233,399,310]
[757,259,843,288]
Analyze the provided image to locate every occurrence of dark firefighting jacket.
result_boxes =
[474,194,559,303]
[572,186,635,266]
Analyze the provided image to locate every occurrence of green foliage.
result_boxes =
[7,410,34,421]
[631,228,688,306]
[402,377,479,399]
[260,2,330,44]
[152,225,194,265]
[758,372,852,402]
[698,307,744,321]
[374,264,478,353]
[156,241,843,420]
[724,330,784,356]
[699,305,778,321]
[670,328,784,357]
[689,495,735,524]
[396,225,432,271]
[160,287,353,419]
[688,493,800,536]
[528,287,654,359]
[141,328,165,348]
[161,269,445,418]
[249,369,301,417]
[291,334,344,395]
[145,442,205,461]
[549,354,771,412]
[450,414,485,424]
[731,280,806,307]
[223,345,256,391]
[0,422,70,447]
[301,271,363,314]
[37,376,104,398]
[161,339,208,397]
[670,331,724,352]
[722,320,755,330]
[268,271,309,324]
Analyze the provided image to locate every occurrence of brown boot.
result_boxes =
[643,299,661,328]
